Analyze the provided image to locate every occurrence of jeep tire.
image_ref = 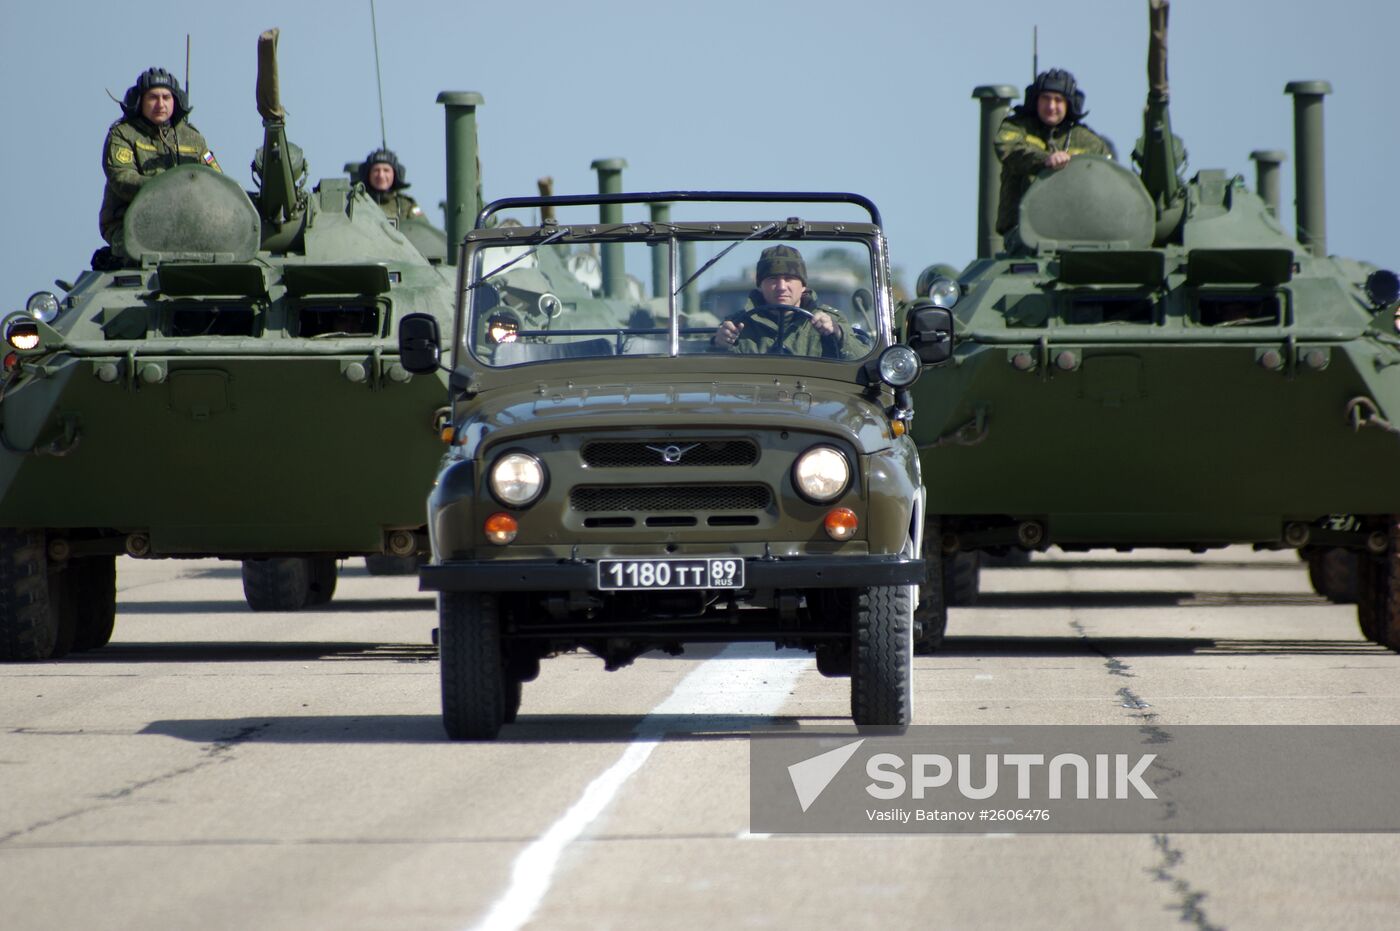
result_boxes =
[440,591,508,739]
[851,584,913,726]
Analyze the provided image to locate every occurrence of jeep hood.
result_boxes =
[456,379,896,454]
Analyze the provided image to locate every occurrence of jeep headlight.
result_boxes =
[877,345,921,388]
[489,452,545,507]
[26,292,61,324]
[793,445,850,503]
[928,277,960,310]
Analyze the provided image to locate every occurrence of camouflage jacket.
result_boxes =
[371,190,425,226]
[995,112,1113,234]
[99,115,216,244]
[721,289,859,359]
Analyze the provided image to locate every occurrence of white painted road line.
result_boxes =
[470,644,810,931]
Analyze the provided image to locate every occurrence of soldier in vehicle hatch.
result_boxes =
[995,68,1115,237]
[359,148,424,225]
[99,67,221,259]
[710,245,858,358]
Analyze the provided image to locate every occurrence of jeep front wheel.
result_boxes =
[850,585,913,726]
[440,591,508,740]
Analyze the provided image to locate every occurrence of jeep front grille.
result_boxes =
[570,485,771,513]
[581,439,759,469]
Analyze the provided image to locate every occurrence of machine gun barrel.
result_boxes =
[255,28,300,228]
[1138,0,1184,240]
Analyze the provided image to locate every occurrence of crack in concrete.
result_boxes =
[1148,834,1226,931]
[0,722,271,844]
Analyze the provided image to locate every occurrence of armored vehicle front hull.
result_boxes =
[2,345,444,554]
[919,331,1400,547]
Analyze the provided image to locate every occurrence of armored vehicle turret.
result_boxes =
[0,31,481,660]
[905,0,1400,650]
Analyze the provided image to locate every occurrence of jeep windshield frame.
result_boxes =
[448,192,893,378]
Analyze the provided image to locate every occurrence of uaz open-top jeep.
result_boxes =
[398,192,954,739]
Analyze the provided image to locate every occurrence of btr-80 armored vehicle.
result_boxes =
[0,31,481,660]
[908,0,1400,648]
[397,191,954,738]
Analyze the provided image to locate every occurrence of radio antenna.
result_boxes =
[370,0,387,149]
[185,34,191,93]
[1032,25,1038,83]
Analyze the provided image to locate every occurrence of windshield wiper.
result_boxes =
[470,227,571,286]
[672,221,781,297]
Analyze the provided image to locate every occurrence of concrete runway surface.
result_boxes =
[3,549,1398,930]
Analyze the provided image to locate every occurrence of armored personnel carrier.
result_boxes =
[0,31,482,660]
[908,0,1400,648]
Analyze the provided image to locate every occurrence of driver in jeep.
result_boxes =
[710,245,857,358]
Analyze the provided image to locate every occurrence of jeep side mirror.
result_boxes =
[907,302,954,365]
[398,312,442,374]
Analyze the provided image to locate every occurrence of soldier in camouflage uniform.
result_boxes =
[359,148,424,225]
[995,68,1114,236]
[711,245,859,359]
[99,67,220,258]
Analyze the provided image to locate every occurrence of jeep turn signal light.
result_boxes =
[823,507,858,541]
[484,512,518,545]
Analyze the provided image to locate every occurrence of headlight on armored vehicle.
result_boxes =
[489,452,545,507]
[5,319,40,351]
[25,292,61,324]
[928,277,961,310]
[877,345,921,388]
[793,445,851,503]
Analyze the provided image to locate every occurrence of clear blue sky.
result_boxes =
[1,0,1394,311]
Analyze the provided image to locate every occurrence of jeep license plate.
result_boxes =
[596,558,745,591]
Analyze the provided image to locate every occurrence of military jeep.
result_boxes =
[398,192,953,740]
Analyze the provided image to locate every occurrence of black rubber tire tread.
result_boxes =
[0,529,56,662]
[49,566,75,660]
[914,519,947,654]
[851,585,913,726]
[1309,549,1359,605]
[241,558,312,612]
[1357,522,1400,648]
[944,551,981,607]
[365,554,420,576]
[69,557,117,652]
[304,558,338,607]
[440,591,507,740]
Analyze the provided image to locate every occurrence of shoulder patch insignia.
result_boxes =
[113,147,134,165]
[996,129,1021,143]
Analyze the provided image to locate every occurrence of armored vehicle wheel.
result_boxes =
[914,524,947,655]
[1306,549,1359,605]
[440,591,508,740]
[1357,523,1400,650]
[850,585,913,727]
[304,558,338,607]
[66,557,118,652]
[365,554,421,576]
[241,558,315,612]
[0,529,58,662]
[945,551,981,607]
